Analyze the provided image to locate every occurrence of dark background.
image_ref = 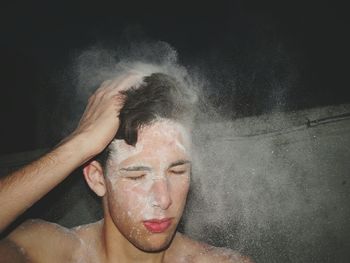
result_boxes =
[1,2,350,262]
[1,0,349,154]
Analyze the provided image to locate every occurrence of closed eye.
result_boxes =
[168,160,191,175]
[169,169,188,175]
[126,174,146,180]
[119,166,151,180]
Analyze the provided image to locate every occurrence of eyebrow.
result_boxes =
[120,160,191,172]
[168,160,191,169]
[119,166,152,172]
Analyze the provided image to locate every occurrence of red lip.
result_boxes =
[143,218,173,233]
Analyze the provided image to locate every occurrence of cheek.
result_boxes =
[108,174,190,219]
[169,175,190,202]
[109,180,153,217]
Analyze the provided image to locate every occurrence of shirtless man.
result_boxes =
[0,71,253,263]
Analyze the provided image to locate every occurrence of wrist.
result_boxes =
[55,132,98,165]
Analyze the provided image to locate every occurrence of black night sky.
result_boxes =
[1,0,349,154]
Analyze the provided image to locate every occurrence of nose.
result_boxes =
[151,178,172,210]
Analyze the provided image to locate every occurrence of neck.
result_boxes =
[101,211,166,263]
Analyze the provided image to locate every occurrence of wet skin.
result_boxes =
[2,120,252,263]
[102,120,192,253]
[2,219,252,263]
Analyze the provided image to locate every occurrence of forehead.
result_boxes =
[108,119,191,166]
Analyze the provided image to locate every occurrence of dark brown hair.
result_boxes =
[95,72,194,168]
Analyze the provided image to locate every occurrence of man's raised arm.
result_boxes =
[0,74,141,233]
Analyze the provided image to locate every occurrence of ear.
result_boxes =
[83,160,106,197]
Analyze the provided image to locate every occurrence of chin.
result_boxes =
[135,231,176,253]
[138,241,171,253]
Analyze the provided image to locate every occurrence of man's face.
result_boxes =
[104,119,191,251]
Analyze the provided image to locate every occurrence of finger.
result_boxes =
[110,73,144,93]
[94,72,144,101]
[100,79,113,88]
[93,80,117,101]
[85,94,97,110]
[112,93,126,107]
[93,79,114,97]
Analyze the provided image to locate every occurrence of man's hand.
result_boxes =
[66,73,143,161]
[0,72,143,233]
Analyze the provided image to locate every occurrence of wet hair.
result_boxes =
[95,72,194,168]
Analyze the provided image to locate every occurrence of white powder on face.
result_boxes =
[105,120,191,219]
[107,119,191,177]
[108,140,144,166]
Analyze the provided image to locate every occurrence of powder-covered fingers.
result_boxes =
[109,73,144,93]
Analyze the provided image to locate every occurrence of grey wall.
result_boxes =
[184,104,350,262]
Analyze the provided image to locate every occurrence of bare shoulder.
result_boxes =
[5,219,82,263]
[167,233,254,263]
[193,245,254,263]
